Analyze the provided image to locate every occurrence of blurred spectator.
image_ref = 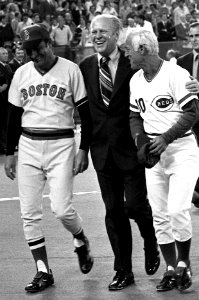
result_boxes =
[166,48,181,63]
[119,0,132,23]
[20,0,31,14]
[173,0,189,26]
[8,46,24,73]
[190,9,199,23]
[0,47,12,155]
[0,15,14,47]
[65,11,77,34]
[118,15,138,46]
[11,11,21,34]
[42,13,52,32]
[85,0,93,14]
[6,0,20,14]
[88,5,96,22]
[51,14,73,59]
[175,14,190,40]
[157,12,175,41]
[32,12,41,24]
[136,14,154,32]
[39,0,57,21]
[51,16,58,30]
[70,1,81,25]
[102,0,118,16]
[16,13,33,36]
[28,0,40,13]
[158,0,170,16]
[77,0,88,20]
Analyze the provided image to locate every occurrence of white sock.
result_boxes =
[167,265,175,271]
[73,238,85,248]
[37,260,48,273]
[177,261,187,268]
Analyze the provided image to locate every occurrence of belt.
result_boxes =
[146,132,193,138]
[22,128,74,140]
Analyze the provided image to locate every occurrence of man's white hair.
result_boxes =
[91,14,123,34]
[126,28,159,55]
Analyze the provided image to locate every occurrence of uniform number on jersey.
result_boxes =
[135,98,146,113]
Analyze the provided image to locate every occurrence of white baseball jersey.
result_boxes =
[129,60,196,136]
[8,57,87,129]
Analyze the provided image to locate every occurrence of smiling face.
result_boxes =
[189,25,199,52]
[90,16,118,57]
[25,41,52,70]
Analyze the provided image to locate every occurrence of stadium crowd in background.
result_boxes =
[1,0,199,153]
[1,0,199,59]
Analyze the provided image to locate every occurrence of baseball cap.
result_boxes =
[20,24,50,50]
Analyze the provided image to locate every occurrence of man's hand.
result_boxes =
[185,76,199,94]
[149,136,168,156]
[73,149,89,175]
[4,155,16,180]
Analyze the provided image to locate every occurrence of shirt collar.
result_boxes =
[193,50,199,61]
[98,47,120,66]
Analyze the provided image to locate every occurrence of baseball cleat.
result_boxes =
[74,236,94,274]
[25,270,54,293]
[156,270,176,292]
[175,265,192,291]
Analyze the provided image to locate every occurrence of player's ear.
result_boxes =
[138,44,147,55]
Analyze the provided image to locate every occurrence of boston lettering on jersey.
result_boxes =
[21,84,66,101]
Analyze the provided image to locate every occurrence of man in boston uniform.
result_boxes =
[4,24,93,293]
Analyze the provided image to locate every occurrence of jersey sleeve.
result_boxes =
[170,64,198,109]
[129,76,140,113]
[71,64,88,108]
[8,69,22,107]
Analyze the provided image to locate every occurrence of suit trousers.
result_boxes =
[96,150,156,272]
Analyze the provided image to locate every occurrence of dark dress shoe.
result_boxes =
[145,248,160,275]
[156,270,176,292]
[108,271,134,291]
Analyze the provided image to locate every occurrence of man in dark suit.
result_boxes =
[79,14,160,291]
[9,46,25,74]
[177,21,199,207]
[0,47,13,154]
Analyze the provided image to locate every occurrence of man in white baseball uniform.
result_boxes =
[125,29,199,292]
[4,24,93,293]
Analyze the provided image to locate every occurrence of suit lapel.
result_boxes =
[111,52,131,99]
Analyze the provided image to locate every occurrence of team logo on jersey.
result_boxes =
[151,95,174,111]
[24,29,30,40]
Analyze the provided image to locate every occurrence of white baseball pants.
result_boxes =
[18,135,82,243]
[145,135,199,244]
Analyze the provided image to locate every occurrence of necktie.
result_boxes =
[99,56,113,107]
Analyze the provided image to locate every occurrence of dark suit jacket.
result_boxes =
[79,50,139,171]
[0,62,12,103]
[177,52,199,139]
[177,51,193,75]
[8,58,22,74]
